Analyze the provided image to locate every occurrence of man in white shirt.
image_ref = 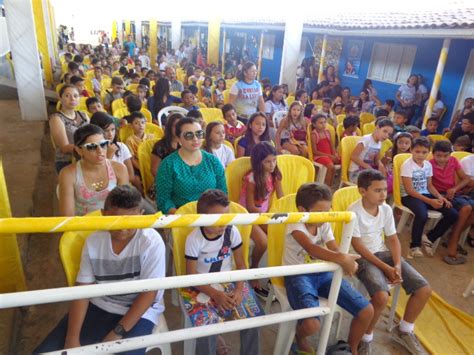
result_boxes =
[350,170,431,355]
[165,65,184,93]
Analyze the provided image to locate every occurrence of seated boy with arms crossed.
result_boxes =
[34,185,166,354]
[185,189,260,355]
[284,183,374,355]
[350,170,431,355]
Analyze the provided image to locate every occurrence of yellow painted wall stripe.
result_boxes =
[207,19,220,66]
[149,20,158,69]
[318,35,328,83]
[32,0,53,87]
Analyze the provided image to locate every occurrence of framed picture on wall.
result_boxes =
[343,40,364,78]
[262,34,275,60]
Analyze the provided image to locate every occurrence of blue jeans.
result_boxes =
[34,303,155,354]
[402,194,459,248]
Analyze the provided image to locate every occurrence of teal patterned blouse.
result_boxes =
[156,150,228,213]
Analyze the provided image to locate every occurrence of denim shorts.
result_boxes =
[450,195,474,210]
[356,251,428,297]
[284,271,369,319]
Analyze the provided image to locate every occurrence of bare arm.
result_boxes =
[258,96,265,113]
[350,142,372,170]
[58,166,76,216]
[151,155,162,178]
[245,182,262,213]
[111,161,130,185]
[275,118,288,152]
[49,114,75,154]
[236,144,245,158]
[64,282,92,348]
[274,177,284,199]
[123,158,135,181]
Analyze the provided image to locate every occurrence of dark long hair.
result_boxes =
[90,112,121,157]
[236,62,256,82]
[204,121,224,153]
[392,132,413,157]
[243,112,270,156]
[153,112,184,157]
[152,77,171,117]
[250,142,281,201]
[266,85,286,107]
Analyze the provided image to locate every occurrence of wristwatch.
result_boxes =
[113,323,127,337]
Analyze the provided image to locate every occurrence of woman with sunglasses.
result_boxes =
[58,124,129,216]
[155,117,227,214]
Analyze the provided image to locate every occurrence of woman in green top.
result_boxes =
[156,117,228,214]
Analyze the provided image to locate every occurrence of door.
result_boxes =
[452,48,474,122]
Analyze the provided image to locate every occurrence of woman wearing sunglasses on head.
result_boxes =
[58,124,129,216]
[155,117,228,214]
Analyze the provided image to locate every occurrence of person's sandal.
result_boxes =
[441,241,468,255]
[443,255,467,265]
[216,335,231,355]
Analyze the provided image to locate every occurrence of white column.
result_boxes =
[171,20,181,50]
[41,0,55,67]
[135,20,142,48]
[4,0,47,121]
[279,19,303,92]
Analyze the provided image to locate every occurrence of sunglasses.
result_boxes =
[81,140,109,151]
[182,130,205,140]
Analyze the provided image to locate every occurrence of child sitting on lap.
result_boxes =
[284,183,374,354]
[350,170,431,354]
[34,185,166,354]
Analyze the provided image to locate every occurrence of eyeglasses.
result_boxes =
[81,140,109,151]
[182,130,205,140]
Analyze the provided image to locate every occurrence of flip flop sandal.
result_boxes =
[443,255,467,265]
[290,341,316,355]
[441,241,468,255]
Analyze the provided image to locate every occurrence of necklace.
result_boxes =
[60,110,76,120]
[91,180,105,191]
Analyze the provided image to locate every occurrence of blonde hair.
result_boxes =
[288,101,306,128]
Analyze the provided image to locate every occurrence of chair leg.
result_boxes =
[459,226,471,249]
[462,278,474,298]
[396,211,410,235]
[387,284,401,332]
[183,314,196,355]
[273,319,297,355]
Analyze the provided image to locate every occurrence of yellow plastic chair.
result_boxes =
[195,102,207,109]
[119,123,163,143]
[233,136,243,152]
[170,91,181,98]
[362,122,375,135]
[360,112,376,125]
[200,108,225,124]
[223,89,230,104]
[138,138,161,197]
[380,139,393,159]
[340,136,362,187]
[306,124,340,184]
[126,83,139,93]
[427,134,450,146]
[114,107,152,123]
[311,99,323,107]
[286,95,295,106]
[392,154,442,235]
[225,157,251,203]
[336,114,346,125]
[111,98,127,114]
[59,209,171,355]
[55,83,65,94]
[266,194,343,352]
[331,186,361,245]
[451,151,472,161]
[336,123,362,141]
[276,155,315,196]
[224,140,235,156]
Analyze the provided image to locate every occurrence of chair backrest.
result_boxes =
[111,98,126,115]
[119,123,164,143]
[360,112,376,125]
[267,194,297,287]
[138,138,161,194]
[170,91,181,97]
[286,95,295,106]
[311,99,323,107]
[225,157,251,203]
[113,107,152,123]
[336,114,346,125]
[340,136,362,184]
[224,140,235,156]
[451,151,472,161]
[392,153,412,207]
[336,123,361,141]
[200,108,225,124]
[59,210,102,286]
[126,83,139,94]
[428,134,449,146]
[223,89,230,104]
[172,201,252,277]
[156,106,189,128]
[380,139,393,159]
[331,186,361,244]
[272,111,287,129]
[276,155,315,196]
[362,122,375,135]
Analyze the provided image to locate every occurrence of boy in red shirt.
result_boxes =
[222,103,246,144]
[430,140,473,264]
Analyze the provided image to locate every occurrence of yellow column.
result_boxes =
[125,20,131,36]
[423,39,451,128]
[47,0,58,61]
[207,19,220,66]
[112,20,118,41]
[0,159,27,293]
[318,34,328,83]
[149,20,158,69]
[257,31,264,80]
[32,0,53,87]
[221,28,226,73]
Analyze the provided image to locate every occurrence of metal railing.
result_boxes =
[0,211,356,355]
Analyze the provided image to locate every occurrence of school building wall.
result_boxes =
[337,36,474,129]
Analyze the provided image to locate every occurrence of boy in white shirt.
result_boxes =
[350,170,431,355]
[34,185,166,353]
[283,183,373,355]
[185,189,260,355]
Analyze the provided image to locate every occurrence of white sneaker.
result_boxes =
[407,247,423,259]
[391,326,428,354]
[422,234,434,256]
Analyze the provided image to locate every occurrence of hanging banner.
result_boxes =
[343,39,364,78]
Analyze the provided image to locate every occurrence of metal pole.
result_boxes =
[257,30,264,80]
[221,28,226,74]
[422,38,451,129]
